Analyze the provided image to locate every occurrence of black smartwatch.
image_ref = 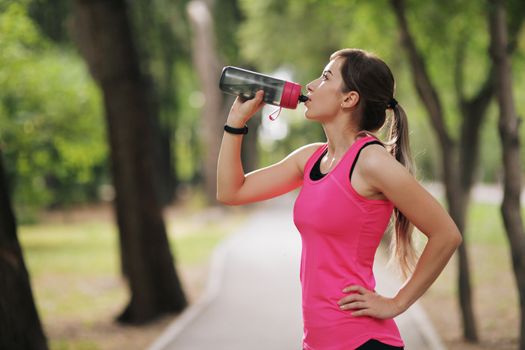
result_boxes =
[224,124,248,135]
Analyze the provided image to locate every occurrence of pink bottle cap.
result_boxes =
[281,81,303,109]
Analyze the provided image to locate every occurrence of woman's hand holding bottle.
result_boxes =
[226,90,265,128]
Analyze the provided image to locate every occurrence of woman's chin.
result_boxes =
[304,109,316,120]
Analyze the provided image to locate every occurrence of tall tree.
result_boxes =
[187,0,225,203]
[488,0,525,347]
[212,0,261,174]
[72,0,187,323]
[127,0,192,206]
[0,153,48,349]
[389,0,523,341]
[389,0,478,340]
[187,0,261,203]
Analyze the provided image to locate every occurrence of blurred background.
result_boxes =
[1,0,524,349]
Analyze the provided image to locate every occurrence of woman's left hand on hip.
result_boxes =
[337,285,404,319]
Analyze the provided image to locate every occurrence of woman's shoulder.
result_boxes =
[286,142,326,172]
[356,141,399,178]
[298,142,326,153]
[295,142,326,159]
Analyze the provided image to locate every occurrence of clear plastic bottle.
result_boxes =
[219,66,308,109]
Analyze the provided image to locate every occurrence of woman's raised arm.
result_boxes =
[217,90,321,205]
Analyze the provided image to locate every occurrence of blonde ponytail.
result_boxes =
[387,103,417,279]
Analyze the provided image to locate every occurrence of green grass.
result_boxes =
[420,201,521,347]
[50,339,100,350]
[171,224,231,264]
[17,206,247,349]
[464,202,516,245]
[20,222,120,276]
[19,222,124,322]
[15,199,519,348]
[425,198,522,246]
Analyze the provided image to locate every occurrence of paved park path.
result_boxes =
[148,194,447,350]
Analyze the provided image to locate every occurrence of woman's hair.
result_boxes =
[330,48,417,278]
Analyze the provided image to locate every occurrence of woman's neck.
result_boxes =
[322,118,361,158]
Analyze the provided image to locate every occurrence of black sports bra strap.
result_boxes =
[310,148,328,181]
[349,141,385,181]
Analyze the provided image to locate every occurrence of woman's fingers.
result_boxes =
[351,309,371,317]
[229,90,265,124]
[342,285,369,294]
[337,293,365,306]
[338,285,374,311]
[338,289,402,319]
[247,90,265,110]
[340,301,366,310]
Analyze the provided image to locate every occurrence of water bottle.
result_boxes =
[219,66,308,109]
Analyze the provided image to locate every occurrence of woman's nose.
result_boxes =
[306,81,314,92]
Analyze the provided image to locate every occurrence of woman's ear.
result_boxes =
[341,91,360,109]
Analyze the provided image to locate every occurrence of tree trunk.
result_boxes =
[127,0,179,206]
[211,0,261,174]
[149,88,176,207]
[489,1,525,348]
[390,0,480,341]
[72,0,187,323]
[0,154,48,349]
[187,0,225,204]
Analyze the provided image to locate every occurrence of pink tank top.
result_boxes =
[293,135,404,350]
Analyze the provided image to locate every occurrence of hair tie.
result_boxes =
[387,98,398,109]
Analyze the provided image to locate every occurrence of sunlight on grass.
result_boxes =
[17,205,248,343]
[171,224,230,264]
[19,222,120,276]
[428,197,522,246]
[51,339,100,350]
[464,202,516,245]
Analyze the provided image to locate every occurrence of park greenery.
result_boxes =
[2,0,525,220]
[1,0,525,349]
[0,3,107,220]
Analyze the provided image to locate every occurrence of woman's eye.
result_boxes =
[321,73,328,80]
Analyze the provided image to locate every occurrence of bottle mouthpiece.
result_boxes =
[298,95,309,103]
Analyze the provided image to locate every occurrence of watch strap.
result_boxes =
[224,124,248,135]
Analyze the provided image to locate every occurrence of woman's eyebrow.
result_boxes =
[323,70,333,76]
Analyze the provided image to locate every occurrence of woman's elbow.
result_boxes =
[216,192,240,206]
[455,231,463,246]
[450,227,463,248]
[431,226,462,251]
[216,193,231,205]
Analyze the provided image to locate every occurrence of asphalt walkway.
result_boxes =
[148,194,446,350]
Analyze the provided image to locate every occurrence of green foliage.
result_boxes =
[28,0,71,44]
[0,0,523,215]
[237,0,437,169]
[237,0,525,182]
[0,3,108,220]
[238,0,346,79]
[128,0,208,187]
[213,0,245,65]
[173,61,204,183]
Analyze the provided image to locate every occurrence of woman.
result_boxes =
[216,48,462,350]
